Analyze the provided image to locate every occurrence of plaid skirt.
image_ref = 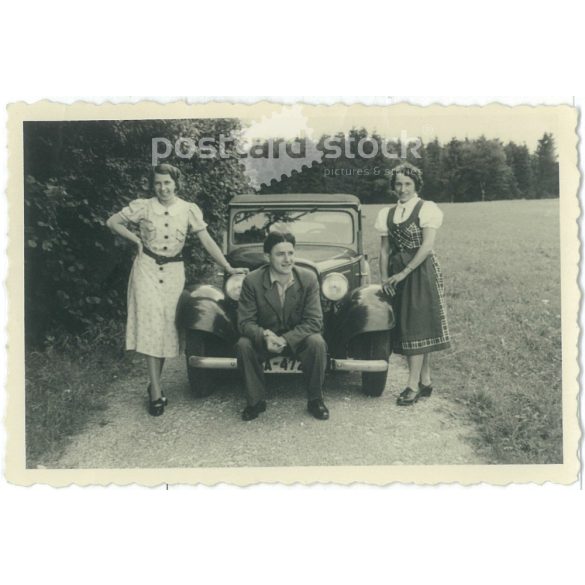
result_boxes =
[389,250,450,355]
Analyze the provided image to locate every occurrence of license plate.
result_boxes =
[263,357,303,373]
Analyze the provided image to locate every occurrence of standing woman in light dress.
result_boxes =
[376,162,450,406]
[107,163,247,416]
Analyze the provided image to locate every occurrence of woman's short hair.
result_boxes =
[150,163,182,191]
[389,162,424,192]
[264,230,296,254]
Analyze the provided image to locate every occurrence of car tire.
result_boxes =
[351,331,392,397]
[185,330,221,398]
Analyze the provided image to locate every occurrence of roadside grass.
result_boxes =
[364,199,562,464]
[25,320,142,467]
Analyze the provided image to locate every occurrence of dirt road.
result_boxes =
[42,354,485,469]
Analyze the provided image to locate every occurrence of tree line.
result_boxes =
[258,130,559,203]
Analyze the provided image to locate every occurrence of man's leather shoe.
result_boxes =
[307,399,329,420]
[242,400,266,421]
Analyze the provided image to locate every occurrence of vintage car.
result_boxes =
[177,193,395,398]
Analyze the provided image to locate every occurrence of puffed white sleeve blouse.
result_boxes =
[374,199,443,235]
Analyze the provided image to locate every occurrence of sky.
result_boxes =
[239,103,565,151]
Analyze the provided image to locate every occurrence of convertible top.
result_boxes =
[230,193,361,207]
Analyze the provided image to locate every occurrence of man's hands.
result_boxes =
[263,330,287,354]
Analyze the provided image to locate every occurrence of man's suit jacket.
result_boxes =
[237,264,323,353]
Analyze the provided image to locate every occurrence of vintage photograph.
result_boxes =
[5,101,579,485]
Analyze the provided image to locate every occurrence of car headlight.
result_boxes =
[225,273,246,301]
[321,273,348,301]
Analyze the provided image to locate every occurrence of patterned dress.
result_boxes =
[377,199,450,355]
[118,197,207,358]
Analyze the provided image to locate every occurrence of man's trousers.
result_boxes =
[235,334,327,406]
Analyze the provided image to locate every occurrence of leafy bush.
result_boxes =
[24,119,251,345]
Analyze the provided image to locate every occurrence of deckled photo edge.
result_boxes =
[4,101,581,486]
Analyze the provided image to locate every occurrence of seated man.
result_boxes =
[236,231,329,421]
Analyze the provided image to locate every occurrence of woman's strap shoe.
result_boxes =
[148,398,165,417]
[418,382,433,398]
[147,384,168,406]
[396,387,420,406]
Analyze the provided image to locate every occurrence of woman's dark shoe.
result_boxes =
[148,398,165,417]
[242,400,267,421]
[147,384,167,406]
[418,382,433,398]
[396,387,421,406]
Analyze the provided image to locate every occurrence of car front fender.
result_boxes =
[327,285,395,352]
[177,284,237,344]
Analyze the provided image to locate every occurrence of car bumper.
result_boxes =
[188,356,389,373]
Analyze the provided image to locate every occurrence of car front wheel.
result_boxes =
[350,331,392,397]
[185,330,220,398]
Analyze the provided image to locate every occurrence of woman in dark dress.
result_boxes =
[376,163,450,405]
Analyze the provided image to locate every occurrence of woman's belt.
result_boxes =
[142,247,184,265]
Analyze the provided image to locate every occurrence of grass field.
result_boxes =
[364,199,562,464]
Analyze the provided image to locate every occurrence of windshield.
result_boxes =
[231,209,354,246]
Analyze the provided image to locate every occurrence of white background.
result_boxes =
[0,2,583,584]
